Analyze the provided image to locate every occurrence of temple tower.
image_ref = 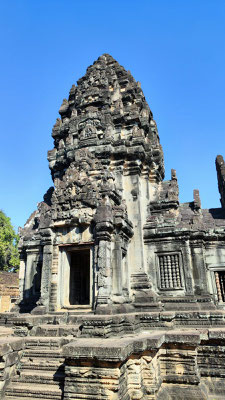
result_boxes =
[19,54,225,315]
[6,54,225,400]
[19,54,164,313]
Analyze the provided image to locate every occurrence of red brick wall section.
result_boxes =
[0,272,19,312]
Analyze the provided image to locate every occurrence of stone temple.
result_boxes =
[1,54,225,399]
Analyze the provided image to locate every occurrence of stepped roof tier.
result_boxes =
[49,53,164,181]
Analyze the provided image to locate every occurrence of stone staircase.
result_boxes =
[4,336,70,399]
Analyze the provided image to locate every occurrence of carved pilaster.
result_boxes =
[94,200,114,306]
[190,240,208,295]
[96,240,112,304]
[181,240,194,295]
[18,251,26,301]
[39,244,52,309]
[49,244,59,312]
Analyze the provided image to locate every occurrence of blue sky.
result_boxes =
[0,0,225,230]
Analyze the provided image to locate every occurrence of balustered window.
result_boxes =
[215,271,225,302]
[158,253,183,290]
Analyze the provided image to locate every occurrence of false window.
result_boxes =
[214,271,225,302]
[158,253,183,290]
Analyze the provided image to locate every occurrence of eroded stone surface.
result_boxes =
[17,54,225,316]
[3,54,225,399]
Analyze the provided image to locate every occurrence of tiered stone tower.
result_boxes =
[19,54,165,313]
[2,55,225,399]
[18,54,225,316]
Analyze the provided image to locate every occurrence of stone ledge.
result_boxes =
[63,332,165,361]
[0,336,25,396]
[0,337,24,357]
[63,328,225,362]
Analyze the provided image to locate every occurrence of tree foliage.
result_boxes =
[0,210,20,272]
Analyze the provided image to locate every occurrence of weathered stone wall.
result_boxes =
[17,54,225,316]
[3,52,225,400]
[0,273,19,313]
[0,336,24,397]
[63,329,225,399]
[1,311,225,398]
[17,54,165,313]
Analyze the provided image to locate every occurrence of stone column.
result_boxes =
[123,173,150,290]
[181,239,194,295]
[49,244,59,312]
[18,252,26,301]
[96,240,112,304]
[124,174,145,272]
[122,249,129,298]
[59,249,70,308]
[94,200,114,307]
[112,233,123,297]
[39,243,52,310]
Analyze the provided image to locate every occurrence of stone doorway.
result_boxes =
[69,249,90,305]
[59,245,93,310]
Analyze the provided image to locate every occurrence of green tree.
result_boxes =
[0,210,20,272]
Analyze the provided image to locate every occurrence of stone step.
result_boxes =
[24,337,63,349]
[23,348,62,357]
[24,345,61,351]
[20,357,65,372]
[5,397,44,400]
[158,383,208,399]
[208,397,225,399]
[12,369,65,385]
[0,326,13,336]
[32,323,80,337]
[5,382,62,399]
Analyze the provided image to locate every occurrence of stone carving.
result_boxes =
[16,53,225,314]
[2,54,225,399]
[216,154,225,209]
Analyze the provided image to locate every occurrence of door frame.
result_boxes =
[58,244,93,310]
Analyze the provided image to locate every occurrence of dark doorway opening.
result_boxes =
[34,263,42,295]
[69,249,90,305]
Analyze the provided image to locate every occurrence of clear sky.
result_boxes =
[0,0,225,231]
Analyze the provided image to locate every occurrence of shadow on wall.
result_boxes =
[209,208,225,220]
[54,363,65,400]
[18,268,42,313]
